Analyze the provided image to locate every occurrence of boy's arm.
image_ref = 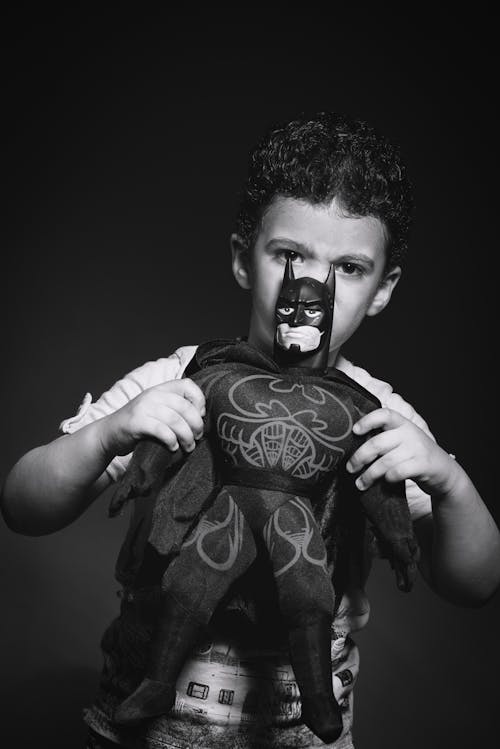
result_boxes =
[411,466,500,606]
[1,424,115,535]
[1,378,205,536]
[346,409,500,606]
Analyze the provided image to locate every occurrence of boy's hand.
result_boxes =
[346,408,462,498]
[100,379,206,458]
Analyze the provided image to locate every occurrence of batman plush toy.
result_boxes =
[109,260,419,744]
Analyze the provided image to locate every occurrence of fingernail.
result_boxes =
[346,461,353,473]
[355,477,365,490]
[352,423,360,434]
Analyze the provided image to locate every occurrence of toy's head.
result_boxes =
[273,257,335,371]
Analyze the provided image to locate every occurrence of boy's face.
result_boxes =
[231,196,401,365]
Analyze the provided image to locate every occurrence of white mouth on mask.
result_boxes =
[276,323,323,353]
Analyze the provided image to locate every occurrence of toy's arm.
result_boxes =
[357,479,419,591]
[109,440,185,517]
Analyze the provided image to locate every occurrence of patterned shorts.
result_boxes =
[85,727,354,749]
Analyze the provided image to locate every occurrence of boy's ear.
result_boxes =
[366,266,402,317]
[231,233,252,290]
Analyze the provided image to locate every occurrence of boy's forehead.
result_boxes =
[257,196,388,262]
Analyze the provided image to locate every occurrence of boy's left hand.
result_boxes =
[346,408,462,498]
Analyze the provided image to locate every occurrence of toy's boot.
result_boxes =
[289,613,343,744]
[114,594,204,726]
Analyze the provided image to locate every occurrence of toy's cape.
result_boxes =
[114,339,391,598]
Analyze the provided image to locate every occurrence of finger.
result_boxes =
[384,457,421,484]
[346,430,401,474]
[354,447,410,490]
[179,378,206,414]
[353,407,406,436]
[157,394,205,439]
[144,420,179,452]
[157,379,206,415]
[159,410,198,452]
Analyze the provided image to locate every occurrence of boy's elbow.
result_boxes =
[1,486,29,535]
[469,571,500,608]
[1,474,19,529]
[448,585,500,609]
[0,482,41,536]
[0,498,69,536]
[0,468,58,537]
[1,508,36,536]
[431,572,500,609]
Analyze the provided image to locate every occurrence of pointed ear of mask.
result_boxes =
[325,264,336,302]
[284,256,295,283]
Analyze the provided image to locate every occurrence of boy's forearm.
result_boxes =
[417,465,500,605]
[1,418,115,536]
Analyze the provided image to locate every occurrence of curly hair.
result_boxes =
[235,112,414,270]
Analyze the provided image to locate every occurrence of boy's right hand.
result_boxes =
[100,378,206,458]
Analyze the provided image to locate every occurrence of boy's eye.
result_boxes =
[278,305,295,315]
[279,250,303,264]
[337,262,364,276]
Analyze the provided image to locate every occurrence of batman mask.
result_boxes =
[273,257,335,371]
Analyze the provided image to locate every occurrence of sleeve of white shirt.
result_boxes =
[58,345,198,481]
[336,356,433,521]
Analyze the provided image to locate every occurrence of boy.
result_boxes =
[2,112,500,749]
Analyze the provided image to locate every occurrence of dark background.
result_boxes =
[1,10,498,748]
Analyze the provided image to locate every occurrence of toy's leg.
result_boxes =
[114,488,256,726]
[263,495,343,744]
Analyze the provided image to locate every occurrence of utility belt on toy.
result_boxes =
[221,465,324,499]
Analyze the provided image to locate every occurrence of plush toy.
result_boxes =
[109,260,420,743]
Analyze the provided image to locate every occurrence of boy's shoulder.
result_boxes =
[336,355,433,438]
[124,345,199,385]
[336,356,394,403]
[59,346,198,437]
[325,365,381,410]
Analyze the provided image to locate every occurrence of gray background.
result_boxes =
[2,10,498,748]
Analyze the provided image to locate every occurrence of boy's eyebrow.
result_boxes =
[336,253,375,270]
[266,238,315,255]
[266,238,376,270]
